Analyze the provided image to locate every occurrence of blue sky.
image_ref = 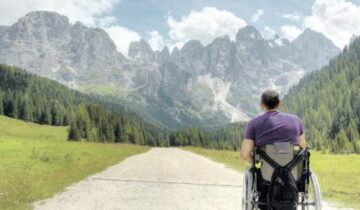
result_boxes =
[1,0,360,55]
[114,0,315,40]
[108,0,360,54]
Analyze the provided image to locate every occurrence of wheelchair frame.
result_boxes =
[242,146,322,210]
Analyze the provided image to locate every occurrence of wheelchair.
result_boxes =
[242,142,321,210]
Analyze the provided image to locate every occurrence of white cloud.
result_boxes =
[167,7,247,47]
[279,0,360,47]
[148,30,165,51]
[252,9,264,22]
[105,26,141,56]
[263,26,276,39]
[97,15,117,27]
[281,25,303,41]
[282,12,302,21]
[0,0,119,26]
[304,0,360,48]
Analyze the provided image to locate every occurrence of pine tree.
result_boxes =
[0,93,3,115]
[114,121,122,142]
[39,108,51,124]
[68,122,81,141]
[63,114,69,126]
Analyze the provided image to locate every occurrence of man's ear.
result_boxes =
[278,100,283,108]
[260,102,264,111]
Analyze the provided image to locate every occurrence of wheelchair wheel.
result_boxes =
[301,169,322,210]
[310,169,322,210]
[242,170,254,210]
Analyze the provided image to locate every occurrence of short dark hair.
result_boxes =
[261,89,280,109]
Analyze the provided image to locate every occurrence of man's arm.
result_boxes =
[297,116,307,148]
[299,133,307,148]
[240,139,254,163]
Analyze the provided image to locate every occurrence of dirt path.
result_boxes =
[33,148,243,210]
[33,148,353,210]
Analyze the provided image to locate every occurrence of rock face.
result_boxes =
[129,39,155,63]
[0,11,341,128]
[0,11,126,89]
[290,28,340,70]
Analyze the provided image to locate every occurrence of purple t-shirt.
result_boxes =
[244,111,304,146]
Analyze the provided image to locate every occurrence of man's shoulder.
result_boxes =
[280,112,302,122]
[248,112,302,124]
[248,113,267,125]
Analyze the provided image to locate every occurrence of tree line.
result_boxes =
[283,37,360,153]
[68,103,245,150]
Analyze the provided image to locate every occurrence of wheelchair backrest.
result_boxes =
[255,142,302,181]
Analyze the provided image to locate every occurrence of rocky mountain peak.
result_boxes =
[153,46,171,63]
[16,11,70,29]
[293,28,336,48]
[236,25,262,42]
[170,47,181,63]
[207,35,234,78]
[212,35,231,45]
[128,39,154,62]
[73,21,87,30]
[8,11,71,42]
[180,40,206,63]
[181,40,203,51]
[289,28,340,70]
[180,40,204,58]
[160,46,171,61]
[298,28,321,37]
[179,40,209,75]
[161,46,170,56]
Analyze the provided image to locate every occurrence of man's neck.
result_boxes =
[266,109,278,112]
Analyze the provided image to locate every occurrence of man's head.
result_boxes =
[260,89,281,111]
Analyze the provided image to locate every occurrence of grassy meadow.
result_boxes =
[184,147,360,209]
[0,115,149,210]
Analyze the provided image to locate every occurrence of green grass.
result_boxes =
[78,84,128,96]
[0,115,150,210]
[311,152,360,209]
[183,147,360,210]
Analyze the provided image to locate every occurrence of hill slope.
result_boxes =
[283,38,360,153]
[0,64,170,144]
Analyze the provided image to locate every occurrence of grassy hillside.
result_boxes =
[0,115,149,210]
[184,147,360,209]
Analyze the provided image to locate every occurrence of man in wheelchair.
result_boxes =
[240,90,321,210]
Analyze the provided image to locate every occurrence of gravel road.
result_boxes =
[33,148,353,210]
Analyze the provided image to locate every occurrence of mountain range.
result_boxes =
[0,11,341,128]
